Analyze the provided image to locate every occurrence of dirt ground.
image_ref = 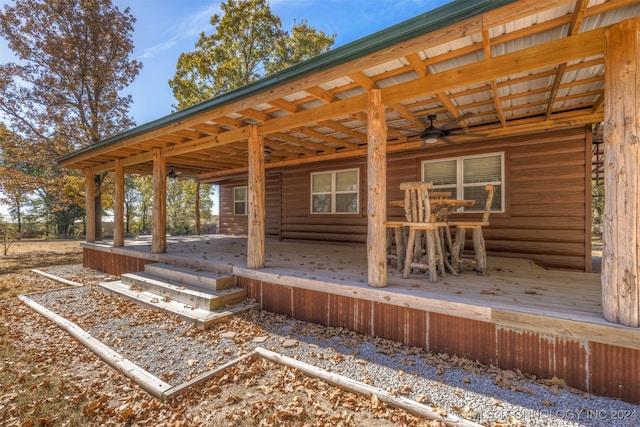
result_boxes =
[0,239,83,276]
[0,240,444,426]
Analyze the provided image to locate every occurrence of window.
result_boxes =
[311,169,359,214]
[422,153,503,212]
[233,186,248,215]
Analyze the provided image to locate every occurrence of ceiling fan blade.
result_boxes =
[441,112,473,129]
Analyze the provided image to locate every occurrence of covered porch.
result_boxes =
[58,0,640,405]
[82,235,640,404]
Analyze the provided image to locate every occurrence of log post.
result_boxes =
[602,17,640,327]
[247,124,265,268]
[367,89,387,287]
[113,159,125,247]
[152,148,167,254]
[84,169,96,243]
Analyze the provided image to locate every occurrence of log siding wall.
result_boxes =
[219,127,591,270]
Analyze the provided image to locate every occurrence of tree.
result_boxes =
[165,180,214,235]
[0,0,142,239]
[169,0,335,110]
[0,219,22,256]
[0,125,33,233]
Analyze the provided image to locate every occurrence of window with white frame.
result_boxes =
[233,186,248,215]
[422,153,504,212]
[311,168,359,214]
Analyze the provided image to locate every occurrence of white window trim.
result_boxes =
[233,186,248,215]
[422,152,504,213]
[310,168,360,214]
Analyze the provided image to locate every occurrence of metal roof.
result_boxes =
[58,0,640,182]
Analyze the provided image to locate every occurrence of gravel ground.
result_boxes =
[26,265,640,427]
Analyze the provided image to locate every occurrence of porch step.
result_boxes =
[98,280,257,330]
[144,263,235,292]
[121,271,246,311]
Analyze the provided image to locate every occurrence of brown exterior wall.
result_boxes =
[219,126,591,270]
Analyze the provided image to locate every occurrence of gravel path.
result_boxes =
[27,266,640,427]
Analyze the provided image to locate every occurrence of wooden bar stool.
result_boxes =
[450,184,495,275]
[400,182,448,282]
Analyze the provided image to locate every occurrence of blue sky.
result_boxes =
[112,0,449,125]
[0,0,450,126]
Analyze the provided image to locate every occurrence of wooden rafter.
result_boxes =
[58,0,638,182]
[545,0,589,120]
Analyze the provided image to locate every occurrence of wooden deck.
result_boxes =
[84,235,630,343]
[82,235,640,404]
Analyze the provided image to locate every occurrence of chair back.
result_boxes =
[482,184,496,222]
[399,181,433,222]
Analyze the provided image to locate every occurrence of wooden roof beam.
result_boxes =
[239,107,269,122]
[191,123,224,135]
[316,120,366,142]
[348,71,377,91]
[350,70,429,131]
[268,98,302,113]
[263,138,317,157]
[305,86,339,104]
[214,116,244,129]
[406,53,464,125]
[383,27,606,106]
[269,132,337,154]
[481,16,507,128]
[545,0,588,120]
[291,125,359,150]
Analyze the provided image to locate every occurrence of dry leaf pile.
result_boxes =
[0,269,441,426]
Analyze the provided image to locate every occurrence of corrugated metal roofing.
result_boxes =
[58,0,640,181]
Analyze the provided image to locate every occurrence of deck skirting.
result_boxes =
[238,276,639,404]
[81,245,640,404]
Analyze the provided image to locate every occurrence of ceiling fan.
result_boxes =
[416,113,487,144]
[167,166,181,179]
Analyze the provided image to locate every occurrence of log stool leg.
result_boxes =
[451,227,466,271]
[403,227,417,278]
[425,229,437,283]
[472,227,487,275]
[394,226,405,271]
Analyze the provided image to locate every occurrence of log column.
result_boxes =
[152,148,167,254]
[602,17,640,327]
[247,124,265,268]
[113,159,125,247]
[367,89,387,287]
[84,169,96,243]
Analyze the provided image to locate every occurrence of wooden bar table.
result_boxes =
[389,198,476,275]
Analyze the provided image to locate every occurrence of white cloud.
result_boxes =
[131,1,222,60]
[141,39,177,59]
[174,3,221,38]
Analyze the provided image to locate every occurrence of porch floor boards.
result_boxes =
[104,234,604,326]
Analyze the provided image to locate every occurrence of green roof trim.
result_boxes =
[59,0,517,165]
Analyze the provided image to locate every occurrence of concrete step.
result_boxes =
[121,271,247,311]
[98,280,258,330]
[144,263,234,292]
